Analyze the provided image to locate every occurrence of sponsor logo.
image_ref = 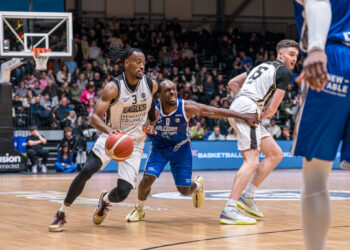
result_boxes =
[175,118,180,123]
[150,189,350,201]
[323,74,349,97]
[122,97,130,102]
[123,104,147,113]
[0,153,21,163]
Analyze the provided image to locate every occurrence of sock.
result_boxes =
[244,183,257,199]
[59,203,69,213]
[194,181,201,192]
[138,200,145,209]
[224,199,237,212]
[103,192,111,203]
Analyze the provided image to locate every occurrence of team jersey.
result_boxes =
[106,73,153,140]
[236,60,292,109]
[148,98,190,148]
[294,0,350,51]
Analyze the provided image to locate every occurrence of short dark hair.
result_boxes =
[276,39,299,53]
[29,125,37,131]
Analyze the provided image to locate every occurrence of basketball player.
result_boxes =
[293,1,350,249]
[220,40,299,225]
[125,79,259,222]
[48,48,158,232]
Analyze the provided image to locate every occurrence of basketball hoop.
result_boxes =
[31,48,51,71]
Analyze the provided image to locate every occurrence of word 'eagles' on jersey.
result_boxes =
[106,73,153,138]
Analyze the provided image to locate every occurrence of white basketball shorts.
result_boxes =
[92,133,145,188]
[229,96,270,151]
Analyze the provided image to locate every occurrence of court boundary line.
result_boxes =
[141,225,350,249]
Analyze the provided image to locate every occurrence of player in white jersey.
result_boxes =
[48,48,158,232]
[220,40,299,225]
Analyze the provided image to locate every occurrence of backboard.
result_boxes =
[0,11,73,58]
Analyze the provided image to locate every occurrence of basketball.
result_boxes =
[105,132,133,161]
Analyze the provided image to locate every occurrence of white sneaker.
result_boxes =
[220,206,256,225]
[41,165,47,174]
[32,165,38,174]
[238,195,264,218]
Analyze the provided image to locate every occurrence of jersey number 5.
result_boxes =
[249,66,268,80]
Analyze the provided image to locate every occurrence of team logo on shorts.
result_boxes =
[150,189,350,201]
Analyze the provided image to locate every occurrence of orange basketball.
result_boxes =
[105,132,133,161]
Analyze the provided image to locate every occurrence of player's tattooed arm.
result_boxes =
[89,81,119,135]
[228,72,248,96]
[259,89,285,120]
[185,100,258,127]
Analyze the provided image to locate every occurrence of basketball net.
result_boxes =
[31,48,51,71]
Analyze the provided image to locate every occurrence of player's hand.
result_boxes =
[241,112,259,127]
[108,129,123,135]
[296,49,328,92]
[142,124,157,135]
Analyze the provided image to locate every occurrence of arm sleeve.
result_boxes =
[304,0,332,51]
[276,66,293,90]
[145,76,156,123]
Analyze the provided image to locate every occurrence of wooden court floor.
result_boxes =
[1,169,350,250]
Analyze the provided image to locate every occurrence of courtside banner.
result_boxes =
[86,140,342,172]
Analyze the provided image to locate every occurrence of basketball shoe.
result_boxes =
[48,211,66,232]
[237,194,264,218]
[126,205,145,222]
[193,176,205,208]
[93,190,110,225]
[220,206,256,225]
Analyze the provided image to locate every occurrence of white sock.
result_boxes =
[224,199,237,212]
[138,200,145,209]
[103,193,111,203]
[59,203,69,213]
[194,181,201,192]
[244,183,257,199]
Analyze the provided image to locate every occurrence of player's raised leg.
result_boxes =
[238,134,283,217]
[220,149,259,225]
[94,145,143,225]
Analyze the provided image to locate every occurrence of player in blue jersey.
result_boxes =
[125,79,259,222]
[292,0,350,249]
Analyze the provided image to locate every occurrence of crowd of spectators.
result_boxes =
[11,16,302,142]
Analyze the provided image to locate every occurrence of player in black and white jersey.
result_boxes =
[49,48,158,232]
[220,40,299,225]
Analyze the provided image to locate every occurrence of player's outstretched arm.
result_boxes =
[89,81,119,135]
[259,89,285,121]
[296,0,331,91]
[185,100,258,127]
[228,72,247,96]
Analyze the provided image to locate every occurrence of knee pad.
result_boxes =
[109,179,133,202]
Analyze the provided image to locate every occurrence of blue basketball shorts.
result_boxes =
[292,43,350,164]
[144,141,193,186]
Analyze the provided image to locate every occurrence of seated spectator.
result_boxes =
[56,65,71,86]
[279,126,292,140]
[181,67,196,85]
[27,125,49,173]
[39,71,48,90]
[65,110,79,133]
[31,80,42,96]
[208,126,225,141]
[77,73,88,89]
[267,118,281,139]
[40,92,57,111]
[54,97,71,128]
[42,80,59,100]
[13,94,23,113]
[22,89,35,108]
[58,81,71,101]
[88,40,100,60]
[30,96,52,128]
[179,83,192,100]
[58,126,77,153]
[80,82,95,105]
[87,99,95,117]
[15,81,28,99]
[226,127,238,140]
[190,122,204,140]
[47,69,56,83]
[54,142,78,173]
